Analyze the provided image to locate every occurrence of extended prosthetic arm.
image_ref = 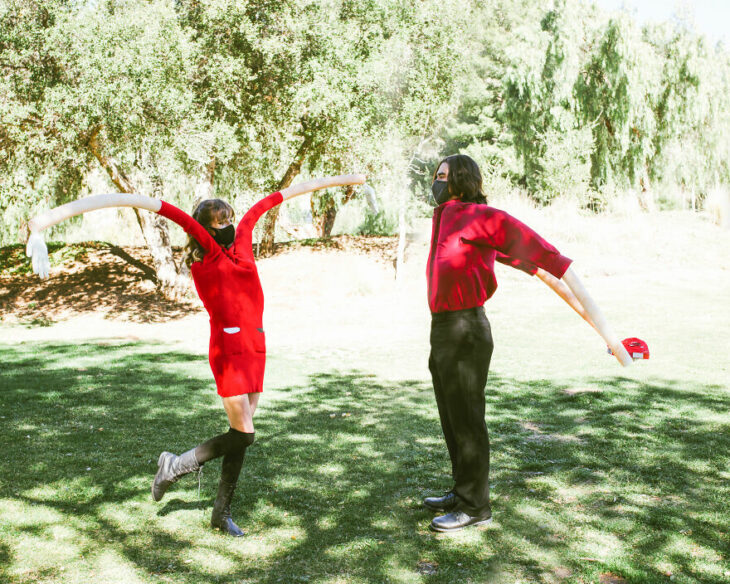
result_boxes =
[280,174,367,201]
[26,175,369,279]
[536,268,597,332]
[26,194,162,279]
[539,266,633,367]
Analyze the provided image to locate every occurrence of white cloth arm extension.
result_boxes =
[536,269,597,331]
[26,232,51,279]
[561,267,633,367]
[279,174,366,201]
[26,193,161,279]
[362,184,379,213]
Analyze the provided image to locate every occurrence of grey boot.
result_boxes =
[210,479,244,537]
[151,449,200,502]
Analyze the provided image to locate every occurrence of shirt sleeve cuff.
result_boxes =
[518,261,539,276]
[543,254,573,279]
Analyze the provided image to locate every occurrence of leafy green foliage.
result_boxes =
[574,15,655,189]
[1,0,730,247]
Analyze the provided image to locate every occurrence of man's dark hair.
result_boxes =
[433,154,487,204]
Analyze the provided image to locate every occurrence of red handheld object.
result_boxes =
[608,337,650,360]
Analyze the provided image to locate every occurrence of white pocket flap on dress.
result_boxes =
[223,327,241,334]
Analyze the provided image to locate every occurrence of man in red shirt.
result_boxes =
[424,154,573,532]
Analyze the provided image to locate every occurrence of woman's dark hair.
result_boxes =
[183,198,235,267]
[433,154,487,204]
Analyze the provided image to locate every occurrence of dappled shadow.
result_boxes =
[0,341,728,583]
[477,374,730,583]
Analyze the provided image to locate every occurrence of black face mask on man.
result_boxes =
[431,180,451,205]
[211,224,235,247]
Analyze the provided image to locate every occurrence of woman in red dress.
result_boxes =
[24,174,365,537]
[151,191,284,536]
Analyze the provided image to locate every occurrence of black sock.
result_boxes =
[194,428,255,466]
[222,428,254,483]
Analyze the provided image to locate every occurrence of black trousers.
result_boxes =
[429,306,494,516]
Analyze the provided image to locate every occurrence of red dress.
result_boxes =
[157,192,284,396]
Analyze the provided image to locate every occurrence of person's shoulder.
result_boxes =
[462,201,503,217]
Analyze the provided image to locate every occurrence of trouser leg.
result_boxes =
[430,310,493,515]
[429,353,458,482]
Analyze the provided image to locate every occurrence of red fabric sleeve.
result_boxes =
[158,201,218,257]
[495,251,538,276]
[237,192,284,237]
[472,208,572,278]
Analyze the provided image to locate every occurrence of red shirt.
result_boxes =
[427,200,572,313]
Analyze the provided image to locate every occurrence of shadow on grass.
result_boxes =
[0,341,728,584]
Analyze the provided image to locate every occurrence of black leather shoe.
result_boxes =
[429,510,492,532]
[423,491,458,512]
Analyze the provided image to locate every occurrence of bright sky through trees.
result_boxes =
[595,0,730,45]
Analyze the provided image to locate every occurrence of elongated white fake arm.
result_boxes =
[536,268,597,331]
[280,174,366,201]
[25,177,368,279]
[560,267,633,367]
[26,193,161,279]
[28,194,161,233]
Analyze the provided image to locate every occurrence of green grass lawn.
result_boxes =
[1,336,728,584]
[1,209,729,583]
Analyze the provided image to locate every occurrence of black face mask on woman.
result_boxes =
[431,180,451,205]
[211,224,235,247]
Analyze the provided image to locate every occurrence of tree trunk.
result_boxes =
[395,185,407,282]
[86,127,189,300]
[311,185,355,238]
[193,158,216,208]
[259,136,311,257]
[311,194,337,238]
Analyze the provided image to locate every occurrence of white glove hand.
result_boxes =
[26,232,50,279]
[362,184,379,214]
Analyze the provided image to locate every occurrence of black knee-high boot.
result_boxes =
[210,429,255,537]
[211,477,244,536]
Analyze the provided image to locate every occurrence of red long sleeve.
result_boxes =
[236,191,283,238]
[158,201,219,258]
[494,251,538,276]
[427,200,572,313]
[466,207,571,278]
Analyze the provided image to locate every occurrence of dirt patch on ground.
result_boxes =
[0,236,399,325]
[1,242,197,324]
